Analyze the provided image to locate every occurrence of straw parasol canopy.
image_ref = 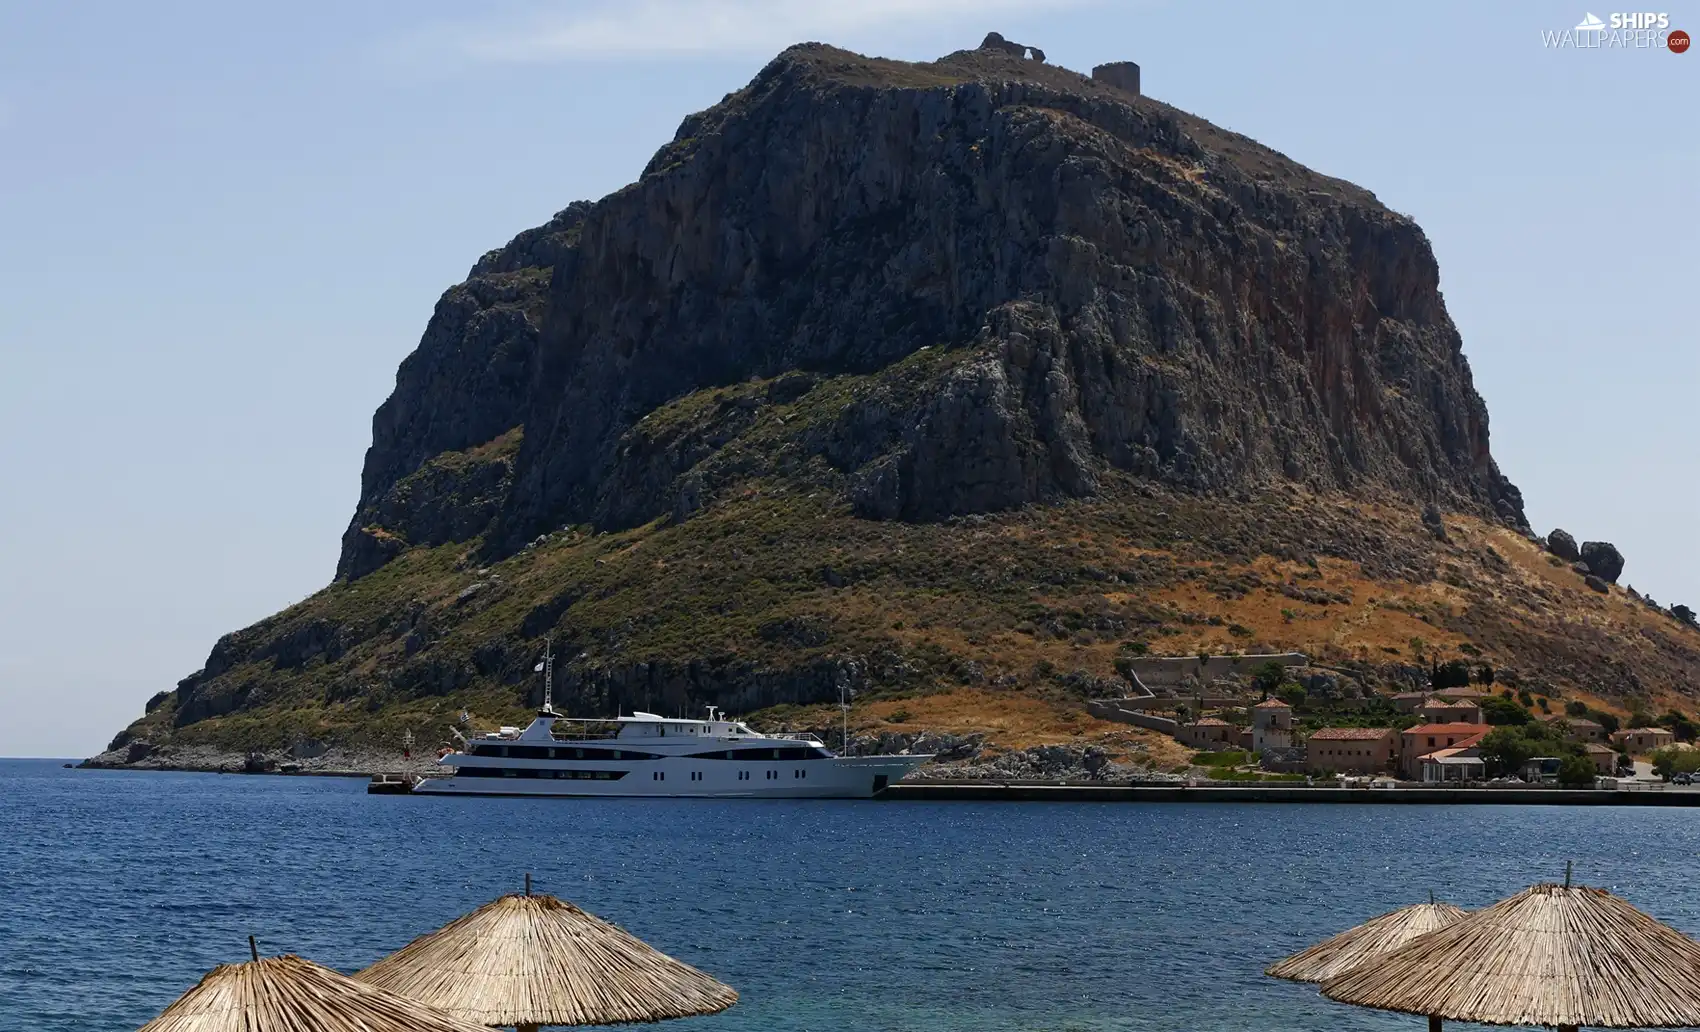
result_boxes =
[356,887,737,1030]
[138,949,496,1032]
[1322,881,1700,1031]
[1265,898,1469,983]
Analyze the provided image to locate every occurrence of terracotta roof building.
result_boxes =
[1251,698,1293,755]
[1612,727,1676,753]
[1390,691,1430,713]
[1417,696,1482,725]
[1531,713,1607,742]
[1305,727,1397,775]
[1585,743,1619,774]
[1177,717,1236,749]
[1432,685,1489,701]
[1400,723,1490,780]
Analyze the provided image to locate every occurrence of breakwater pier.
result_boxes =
[880,781,1700,806]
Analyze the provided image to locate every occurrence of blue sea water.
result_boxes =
[5,760,1700,1031]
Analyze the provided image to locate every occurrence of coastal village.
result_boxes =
[1087,652,1689,787]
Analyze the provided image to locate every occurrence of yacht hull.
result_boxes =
[412,754,928,799]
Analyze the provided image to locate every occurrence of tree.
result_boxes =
[1481,695,1531,726]
[1277,684,1307,708]
[1557,754,1597,788]
[1478,727,1538,777]
[1629,709,1657,730]
[1565,700,1589,717]
[1651,747,1700,781]
[1475,663,1496,685]
[1663,711,1700,742]
[1251,660,1286,697]
[1517,689,1535,708]
[1596,711,1621,735]
[1431,660,1472,690]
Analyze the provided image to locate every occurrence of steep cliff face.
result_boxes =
[345,43,1523,574]
[337,205,586,579]
[96,43,1697,769]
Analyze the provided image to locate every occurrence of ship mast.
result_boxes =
[540,634,555,714]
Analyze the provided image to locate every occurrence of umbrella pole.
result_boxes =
[1428,1017,1442,1032]
[516,1025,539,1032]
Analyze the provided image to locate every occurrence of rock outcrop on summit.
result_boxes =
[92,42,1696,769]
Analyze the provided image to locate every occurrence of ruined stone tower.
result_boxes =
[1091,61,1140,97]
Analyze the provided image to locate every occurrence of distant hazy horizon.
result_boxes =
[2,1,1694,757]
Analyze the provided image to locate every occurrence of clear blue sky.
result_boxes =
[1,1,1694,757]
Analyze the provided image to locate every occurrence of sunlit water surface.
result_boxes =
[5,759,1699,1031]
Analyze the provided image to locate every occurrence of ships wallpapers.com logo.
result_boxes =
[1542,11,1690,49]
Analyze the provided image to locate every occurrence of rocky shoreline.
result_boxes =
[79,744,441,778]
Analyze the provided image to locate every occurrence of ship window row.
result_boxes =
[470,744,831,761]
[468,745,661,760]
[681,747,832,761]
[457,768,629,781]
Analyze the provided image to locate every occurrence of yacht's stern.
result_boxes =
[832,753,933,797]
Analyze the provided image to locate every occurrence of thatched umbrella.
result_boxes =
[356,880,737,1030]
[1321,877,1700,1031]
[139,941,496,1032]
[1265,896,1469,983]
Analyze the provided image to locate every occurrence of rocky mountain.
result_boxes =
[91,41,1698,770]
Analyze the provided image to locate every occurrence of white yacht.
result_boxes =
[414,642,930,799]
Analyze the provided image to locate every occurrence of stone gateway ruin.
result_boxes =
[979,31,1046,63]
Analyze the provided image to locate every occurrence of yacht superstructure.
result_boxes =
[414,641,929,799]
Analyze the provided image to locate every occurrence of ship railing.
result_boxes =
[768,732,825,744]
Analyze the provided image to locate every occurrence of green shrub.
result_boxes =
[1192,750,1248,768]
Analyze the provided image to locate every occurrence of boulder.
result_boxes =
[1580,540,1625,583]
[1584,575,1610,594]
[1421,503,1449,543]
[1546,529,1580,562]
